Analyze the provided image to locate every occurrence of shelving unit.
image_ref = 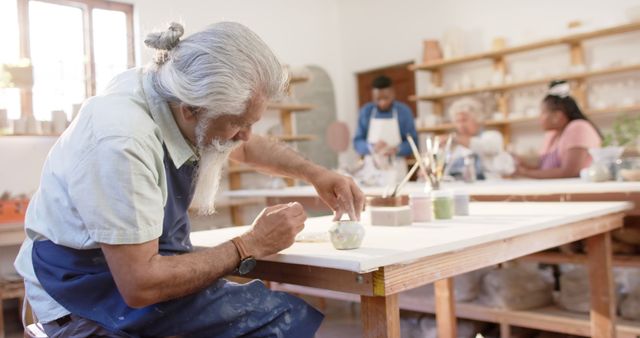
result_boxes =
[409,22,640,72]
[272,282,640,338]
[411,64,640,102]
[409,22,640,141]
[417,104,640,133]
[226,72,315,225]
[519,251,640,268]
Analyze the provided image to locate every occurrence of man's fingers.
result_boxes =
[351,183,364,221]
[265,203,290,215]
[335,187,356,221]
[332,210,344,222]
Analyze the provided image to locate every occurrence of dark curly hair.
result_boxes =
[543,80,603,139]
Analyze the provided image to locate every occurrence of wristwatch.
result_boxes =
[231,236,256,275]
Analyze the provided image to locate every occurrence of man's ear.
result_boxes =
[180,104,199,123]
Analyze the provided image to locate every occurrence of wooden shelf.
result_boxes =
[520,251,640,268]
[0,134,60,137]
[289,75,310,84]
[399,298,640,338]
[214,197,265,208]
[417,104,640,133]
[266,103,314,112]
[410,22,640,71]
[272,283,640,337]
[587,104,640,117]
[411,64,640,102]
[0,223,25,247]
[274,134,315,142]
[227,165,257,175]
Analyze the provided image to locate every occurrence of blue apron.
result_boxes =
[32,145,323,337]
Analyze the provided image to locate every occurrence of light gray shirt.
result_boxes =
[14,68,197,323]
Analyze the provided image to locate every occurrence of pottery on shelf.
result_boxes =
[422,40,443,63]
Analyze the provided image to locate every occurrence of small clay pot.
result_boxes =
[367,195,409,207]
[329,221,365,250]
[422,40,443,63]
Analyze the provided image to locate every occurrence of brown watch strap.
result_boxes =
[231,236,251,260]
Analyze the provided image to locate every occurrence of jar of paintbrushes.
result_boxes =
[407,133,456,220]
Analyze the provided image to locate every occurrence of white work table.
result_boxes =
[191,201,632,338]
[223,178,640,215]
[223,178,640,198]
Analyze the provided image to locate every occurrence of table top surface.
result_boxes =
[222,178,640,199]
[191,201,632,273]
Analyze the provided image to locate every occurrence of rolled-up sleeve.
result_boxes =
[68,136,165,245]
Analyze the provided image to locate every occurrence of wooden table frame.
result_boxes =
[239,212,624,338]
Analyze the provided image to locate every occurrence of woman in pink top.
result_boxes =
[517,80,602,179]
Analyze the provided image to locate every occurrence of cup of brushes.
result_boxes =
[408,133,458,220]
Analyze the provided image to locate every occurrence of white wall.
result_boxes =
[334,0,640,156]
[3,0,640,192]
[131,0,346,133]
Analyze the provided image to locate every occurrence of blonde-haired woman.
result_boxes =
[446,97,515,179]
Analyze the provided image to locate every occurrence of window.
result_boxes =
[1,0,134,121]
[0,0,22,119]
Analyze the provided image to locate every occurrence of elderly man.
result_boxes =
[446,96,514,179]
[15,22,364,337]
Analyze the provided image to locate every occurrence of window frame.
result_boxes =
[15,0,135,117]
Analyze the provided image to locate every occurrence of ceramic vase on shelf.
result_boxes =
[491,37,507,51]
[422,40,443,63]
[26,115,41,135]
[11,118,26,135]
[51,110,68,135]
[0,109,8,134]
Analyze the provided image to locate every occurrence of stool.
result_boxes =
[0,279,28,338]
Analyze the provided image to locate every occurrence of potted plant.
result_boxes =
[602,114,640,155]
[586,114,640,181]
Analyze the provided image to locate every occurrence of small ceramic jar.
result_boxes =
[329,221,365,250]
[454,190,470,216]
[410,192,432,222]
[432,189,454,220]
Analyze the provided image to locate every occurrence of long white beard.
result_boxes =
[190,135,240,215]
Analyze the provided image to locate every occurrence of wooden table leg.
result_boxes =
[586,232,616,338]
[361,294,400,338]
[435,278,457,338]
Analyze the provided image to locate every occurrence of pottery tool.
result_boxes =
[406,134,429,180]
[407,134,437,188]
[391,161,420,197]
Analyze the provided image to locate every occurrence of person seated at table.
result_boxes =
[445,96,515,180]
[515,80,602,179]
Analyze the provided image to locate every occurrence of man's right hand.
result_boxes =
[241,202,307,259]
[373,140,388,153]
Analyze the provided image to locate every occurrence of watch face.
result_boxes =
[238,257,257,275]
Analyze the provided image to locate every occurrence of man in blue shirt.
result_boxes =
[353,76,418,181]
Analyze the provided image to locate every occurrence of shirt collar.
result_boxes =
[141,70,197,169]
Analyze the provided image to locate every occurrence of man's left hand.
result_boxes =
[382,147,397,157]
[308,169,365,221]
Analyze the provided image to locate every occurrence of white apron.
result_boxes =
[366,106,407,184]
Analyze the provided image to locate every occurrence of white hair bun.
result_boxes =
[548,80,571,98]
[144,22,185,51]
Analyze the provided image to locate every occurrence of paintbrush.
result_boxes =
[441,133,454,176]
[391,162,420,197]
[407,134,429,180]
